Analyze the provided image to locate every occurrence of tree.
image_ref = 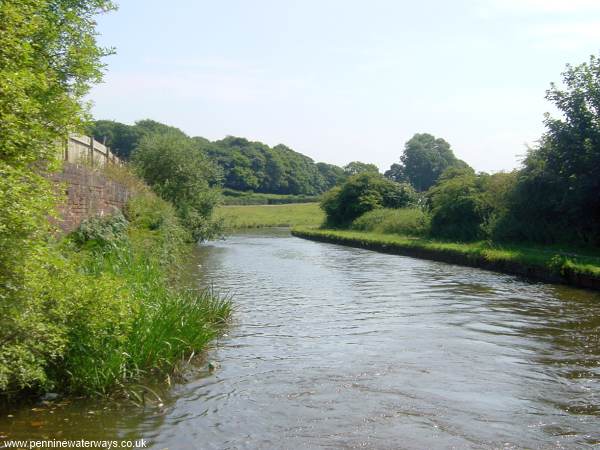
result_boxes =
[132,132,222,241]
[89,120,139,159]
[496,54,600,245]
[343,161,380,176]
[321,173,416,227]
[316,162,346,190]
[206,136,341,195]
[384,163,406,183]
[427,168,487,241]
[0,0,115,392]
[386,133,469,191]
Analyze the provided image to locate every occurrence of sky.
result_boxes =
[89,0,600,172]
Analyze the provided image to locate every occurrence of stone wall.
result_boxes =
[51,163,130,233]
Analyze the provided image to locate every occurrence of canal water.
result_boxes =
[2,229,600,449]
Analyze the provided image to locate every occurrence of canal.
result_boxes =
[2,229,599,448]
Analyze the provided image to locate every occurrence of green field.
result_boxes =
[217,203,324,229]
[292,227,600,288]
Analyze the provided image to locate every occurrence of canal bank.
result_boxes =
[2,229,599,448]
[292,227,600,291]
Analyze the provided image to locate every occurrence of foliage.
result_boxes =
[56,190,230,395]
[352,208,430,236]
[385,133,469,191]
[494,54,600,246]
[132,131,222,241]
[316,162,347,189]
[292,227,600,282]
[221,189,320,205]
[71,211,129,250]
[88,120,141,159]
[427,168,488,241]
[0,0,114,396]
[343,161,380,176]
[321,172,417,227]
[89,120,347,195]
[205,136,344,195]
[216,203,324,229]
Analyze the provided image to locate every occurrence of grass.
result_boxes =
[351,207,430,236]
[216,203,325,229]
[292,227,600,287]
[57,191,234,396]
[64,236,232,395]
[221,188,320,205]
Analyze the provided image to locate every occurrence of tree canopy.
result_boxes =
[90,120,347,195]
[132,132,222,241]
[0,0,114,393]
[321,173,416,227]
[343,161,380,176]
[385,133,469,191]
[493,55,600,245]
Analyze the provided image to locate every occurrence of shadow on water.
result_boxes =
[1,229,600,449]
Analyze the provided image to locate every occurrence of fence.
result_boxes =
[63,134,122,167]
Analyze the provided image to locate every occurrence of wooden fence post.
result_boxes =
[89,136,95,167]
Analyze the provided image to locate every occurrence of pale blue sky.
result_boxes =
[90,0,600,172]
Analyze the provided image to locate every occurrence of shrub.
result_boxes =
[426,168,487,241]
[132,131,222,241]
[321,172,416,227]
[352,208,430,236]
[54,189,230,395]
[71,211,129,249]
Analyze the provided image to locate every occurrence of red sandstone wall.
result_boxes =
[51,163,130,233]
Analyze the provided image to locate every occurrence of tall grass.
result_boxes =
[351,208,430,236]
[53,189,232,396]
[216,202,324,229]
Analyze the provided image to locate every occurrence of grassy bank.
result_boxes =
[60,192,232,396]
[292,227,600,290]
[1,167,231,400]
[217,203,324,229]
[221,189,320,205]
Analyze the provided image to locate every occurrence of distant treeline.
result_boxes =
[221,189,320,205]
[321,54,600,248]
[89,120,346,196]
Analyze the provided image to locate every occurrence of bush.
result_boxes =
[426,169,487,241]
[221,189,320,205]
[132,131,222,241]
[53,189,231,395]
[352,208,430,236]
[71,211,129,249]
[321,172,416,227]
[0,185,231,399]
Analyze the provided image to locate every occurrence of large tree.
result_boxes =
[132,132,222,241]
[496,54,600,245]
[89,120,140,159]
[343,161,380,176]
[385,133,469,191]
[0,0,115,392]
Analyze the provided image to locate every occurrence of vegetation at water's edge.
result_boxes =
[2,166,232,399]
[0,1,231,401]
[312,53,600,271]
[292,227,600,287]
[216,203,324,229]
